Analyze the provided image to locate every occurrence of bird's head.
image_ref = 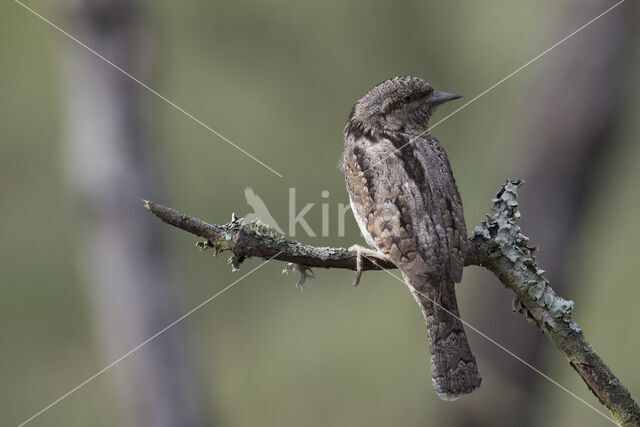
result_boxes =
[346,76,461,136]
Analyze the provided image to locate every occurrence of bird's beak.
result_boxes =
[425,90,462,105]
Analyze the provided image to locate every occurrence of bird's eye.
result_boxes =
[403,95,413,103]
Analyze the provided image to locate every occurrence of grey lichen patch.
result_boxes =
[313,246,349,261]
[196,240,210,252]
[472,225,491,240]
[204,214,350,275]
[222,213,246,232]
[196,215,247,257]
[567,319,582,333]
[473,180,575,324]
[512,297,525,313]
[228,253,243,272]
[245,218,284,239]
[195,216,255,270]
[283,263,315,290]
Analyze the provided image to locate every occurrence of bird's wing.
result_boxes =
[344,132,466,282]
[411,134,467,282]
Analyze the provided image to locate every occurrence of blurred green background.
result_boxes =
[2,0,639,426]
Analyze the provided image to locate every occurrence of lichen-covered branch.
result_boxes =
[143,181,639,426]
[467,181,639,426]
[141,200,396,272]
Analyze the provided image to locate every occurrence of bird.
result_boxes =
[342,76,481,400]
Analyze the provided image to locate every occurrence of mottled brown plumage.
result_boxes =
[343,76,481,400]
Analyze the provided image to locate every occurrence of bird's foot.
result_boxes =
[348,244,385,287]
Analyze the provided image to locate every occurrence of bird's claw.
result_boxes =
[348,244,383,287]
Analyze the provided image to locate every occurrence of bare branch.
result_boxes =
[143,181,640,426]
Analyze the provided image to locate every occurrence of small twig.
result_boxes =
[143,181,640,426]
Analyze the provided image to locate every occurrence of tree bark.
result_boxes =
[61,1,205,426]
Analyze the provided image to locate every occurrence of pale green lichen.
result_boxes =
[195,215,251,269]
[245,217,284,239]
[198,214,333,282]
[311,246,346,261]
[473,180,576,325]
[209,215,289,270]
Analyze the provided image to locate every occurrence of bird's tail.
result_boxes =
[403,272,481,400]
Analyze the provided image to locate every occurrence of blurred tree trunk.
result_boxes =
[60,1,205,426]
[456,1,638,426]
